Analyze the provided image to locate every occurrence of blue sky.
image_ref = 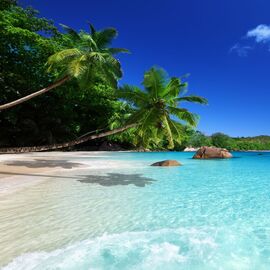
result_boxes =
[20,0,270,137]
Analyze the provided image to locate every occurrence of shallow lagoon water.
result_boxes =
[1,152,270,269]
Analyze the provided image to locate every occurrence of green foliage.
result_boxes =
[187,130,211,147]
[211,132,234,150]
[232,136,270,150]
[0,2,127,147]
[0,3,67,146]
[0,0,17,10]
[47,24,129,89]
[107,102,137,147]
[0,3,210,151]
[117,67,207,149]
[187,131,270,151]
[0,3,62,100]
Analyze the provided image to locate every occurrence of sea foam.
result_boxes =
[3,225,267,270]
[2,227,218,270]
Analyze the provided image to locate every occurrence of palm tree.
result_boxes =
[0,67,207,153]
[0,24,128,111]
[117,67,208,148]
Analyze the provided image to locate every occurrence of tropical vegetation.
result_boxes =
[117,68,207,149]
[0,1,127,148]
[1,1,268,152]
[186,131,270,150]
[0,13,128,110]
[0,1,208,152]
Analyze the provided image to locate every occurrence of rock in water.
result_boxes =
[151,160,182,166]
[193,146,232,159]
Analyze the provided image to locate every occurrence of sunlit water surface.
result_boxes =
[1,152,270,269]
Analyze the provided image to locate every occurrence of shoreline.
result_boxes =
[0,150,269,195]
[0,151,134,196]
[1,149,270,156]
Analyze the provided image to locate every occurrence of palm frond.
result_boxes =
[140,108,158,131]
[167,119,185,145]
[167,106,199,126]
[162,77,182,99]
[78,62,94,88]
[117,85,148,107]
[99,66,118,88]
[161,115,174,149]
[140,126,159,147]
[176,95,208,105]
[67,56,87,78]
[104,56,122,78]
[60,24,81,41]
[126,108,149,124]
[167,118,182,138]
[88,23,96,36]
[87,51,106,63]
[135,109,160,147]
[94,28,118,48]
[47,48,82,71]
[143,67,166,98]
[80,33,98,51]
[107,48,130,55]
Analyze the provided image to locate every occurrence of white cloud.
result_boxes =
[230,24,270,57]
[247,24,270,43]
[229,43,252,57]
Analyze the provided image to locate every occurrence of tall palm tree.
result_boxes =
[0,24,128,111]
[0,67,207,153]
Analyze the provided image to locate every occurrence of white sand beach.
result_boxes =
[0,151,140,266]
[0,151,132,196]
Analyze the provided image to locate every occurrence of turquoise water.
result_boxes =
[1,152,270,269]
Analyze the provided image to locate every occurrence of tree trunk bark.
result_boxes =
[0,76,70,111]
[0,123,137,154]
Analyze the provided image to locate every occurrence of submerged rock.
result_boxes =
[193,146,232,159]
[151,160,182,166]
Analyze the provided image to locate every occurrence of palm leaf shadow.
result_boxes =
[77,173,156,187]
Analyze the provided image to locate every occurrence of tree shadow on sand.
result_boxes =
[4,159,82,169]
[77,173,156,187]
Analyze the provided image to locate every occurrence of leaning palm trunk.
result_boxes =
[0,123,137,154]
[0,76,69,111]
